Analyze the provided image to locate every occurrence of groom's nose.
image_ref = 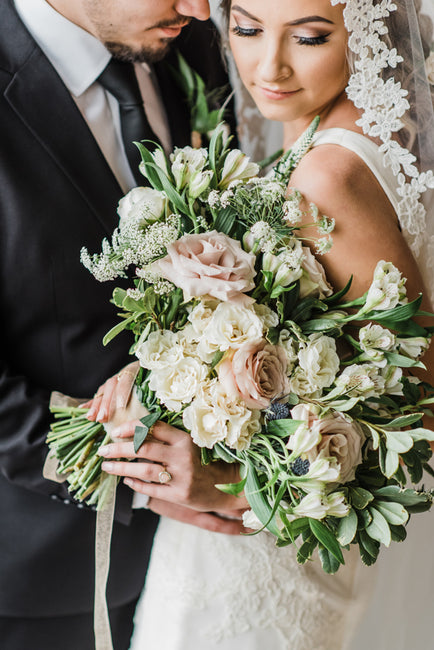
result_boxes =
[174,0,211,21]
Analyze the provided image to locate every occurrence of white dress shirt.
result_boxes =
[14,0,172,193]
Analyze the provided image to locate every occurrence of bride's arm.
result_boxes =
[290,143,434,423]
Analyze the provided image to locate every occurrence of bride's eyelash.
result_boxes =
[231,25,260,38]
[296,34,330,46]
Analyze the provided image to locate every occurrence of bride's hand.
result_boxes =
[144,498,248,535]
[84,361,139,422]
[97,419,250,517]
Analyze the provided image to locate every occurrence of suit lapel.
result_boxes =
[5,47,123,236]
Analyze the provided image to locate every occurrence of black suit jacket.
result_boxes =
[0,0,234,617]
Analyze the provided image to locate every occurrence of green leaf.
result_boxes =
[374,500,409,525]
[383,413,425,429]
[216,474,247,496]
[366,295,423,323]
[383,351,425,368]
[297,533,317,564]
[390,524,407,542]
[318,545,342,574]
[373,485,430,506]
[324,276,353,304]
[384,449,400,478]
[309,519,344,564]
[337,507,358,545]
[366,507,391,546]
[349,487,374,510]
[384,430,413,454]
[133,411,161,453]
[213,206,237,235]
[244,459,281,537]
[103,314,136,346]
[210,350,225,369]
[358,530,380,565]
[266,419,303,437]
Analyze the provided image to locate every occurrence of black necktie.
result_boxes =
[98,59,161,185]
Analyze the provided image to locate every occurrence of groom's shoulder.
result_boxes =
[0,0,38,75]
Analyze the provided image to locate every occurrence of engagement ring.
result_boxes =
[158,469,172,484]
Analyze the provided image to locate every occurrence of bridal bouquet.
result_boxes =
[47,120,434,574]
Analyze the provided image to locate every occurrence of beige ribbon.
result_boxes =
[45,390,148,650]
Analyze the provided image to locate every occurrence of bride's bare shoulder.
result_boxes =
[288,142,390,220]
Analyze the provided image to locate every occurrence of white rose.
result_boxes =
[426,52,434,85]
[298,334,340,390]
[117,187,167,228]
[136,330,181,370]
[299,246,333,299]
[203,301,264,351]
[149,357,208,412]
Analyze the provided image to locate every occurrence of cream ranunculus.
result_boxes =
[117,187,167,229]
[135,329,182,370]
[203,301,264,351]
[182,379,260,449]
[148,356,208,412]
[299,246,333,299]
[218,340,289,409]
[152,231,257,302]
[187,298,220,336]
[298,334,340,390]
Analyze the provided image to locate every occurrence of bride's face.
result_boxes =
[228,0,349,128]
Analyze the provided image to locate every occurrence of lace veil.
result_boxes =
[331,0,434,305]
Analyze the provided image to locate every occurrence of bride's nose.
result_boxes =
[257,38,292,83]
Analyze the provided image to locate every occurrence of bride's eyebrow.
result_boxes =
[231,6,334,27]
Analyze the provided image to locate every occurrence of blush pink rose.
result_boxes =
[152,231,256,301]
[218,340,289,409]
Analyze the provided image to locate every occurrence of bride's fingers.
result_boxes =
[102,459,171,484]
[114,361,139,409]
[98,440,172,464]
[111,419,188,444]
[94,375,118,422]
[146,498,246,535]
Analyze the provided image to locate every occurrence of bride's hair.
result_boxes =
[218,0,434,158]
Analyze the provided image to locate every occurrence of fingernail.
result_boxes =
[86,409,96,420]
[124,478,133,487]
[97,408,107,421]
[97,446,109,456]
[101,462,113,472]
[111,426,122,438]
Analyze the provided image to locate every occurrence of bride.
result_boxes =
[98,1,434,648]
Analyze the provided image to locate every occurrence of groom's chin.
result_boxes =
[105,40,174,64]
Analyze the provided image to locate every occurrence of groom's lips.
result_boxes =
[158,22,190,38]
[259,87,301,100]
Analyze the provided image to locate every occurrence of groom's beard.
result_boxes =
[104,38,174,64]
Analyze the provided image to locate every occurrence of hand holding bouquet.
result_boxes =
[48,119,434,573]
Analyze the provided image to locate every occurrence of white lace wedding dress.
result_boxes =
[128,129,426,650]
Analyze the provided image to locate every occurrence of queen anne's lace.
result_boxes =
[332,0,434,287]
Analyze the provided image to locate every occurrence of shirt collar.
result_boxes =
[14,0,111,96]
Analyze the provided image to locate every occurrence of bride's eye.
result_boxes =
[296,34,331,46]
[231,25,260,38]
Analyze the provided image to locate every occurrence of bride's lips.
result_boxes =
[259,87,301,101]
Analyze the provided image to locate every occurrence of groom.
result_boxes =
[0,1,241,648]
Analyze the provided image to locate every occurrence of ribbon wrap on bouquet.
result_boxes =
[44,390,148,650]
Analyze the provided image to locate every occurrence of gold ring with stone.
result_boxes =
[158,468,172,484]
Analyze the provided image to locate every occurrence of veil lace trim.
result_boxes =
[331,0,434,296]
